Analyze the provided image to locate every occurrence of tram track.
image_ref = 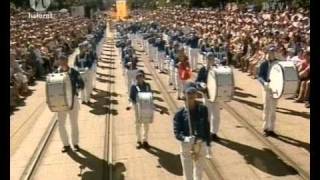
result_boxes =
[222,103,309,180]
[135,43,307,180]
[101,34,116,180]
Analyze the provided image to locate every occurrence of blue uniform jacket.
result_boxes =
[157,40,166,51]
[173,104,211,146]
[129,82,152,104]
[55,67,84,97]
[74,54,93,69]
[188,36,199,48]
[257,60,271,85]
[196,66,209,83]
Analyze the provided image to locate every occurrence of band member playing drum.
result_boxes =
[129,71,153,149]
[74,42,93,104]
[258,45,278,137]
[56,54,84,152]
[195,52,221,140]
[173,82,212,180]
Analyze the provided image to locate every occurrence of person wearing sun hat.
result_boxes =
[173,82,212,180]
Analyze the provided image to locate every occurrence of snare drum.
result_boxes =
[207,66,234,102]
[46,73,73,112]
[268,61,299,99]
[137,92,154,123]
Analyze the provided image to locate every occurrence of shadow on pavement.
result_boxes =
[89,90,118,115]
[98,60,116,64]
[153,96,164,102]
[152,90,161,95]
[67,148,126,180]
[10,89,35,116]
[97,65,116,70]
[271,134,310,152]
[216,138,298,177]
[154,103,170,115]
[232,97,309,119]
[96,72,115,78]
[96,77,115,84]
[234,90,257,98]
[145,145,183,176]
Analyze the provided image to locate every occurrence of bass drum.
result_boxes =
[137,92,154,123]
[268,61,299,99]
[207,66,235,102]
[46,73,73,112]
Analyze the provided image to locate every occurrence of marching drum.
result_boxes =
[46,73,73,112]
[268,61,299,99]
[137,92,154,123]
[207,66,234,102]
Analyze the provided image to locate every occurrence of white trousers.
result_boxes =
[91,64,97,89]
[178,79,187,98]
[169,61,178,89]
[134,104,150,142]
[180,141,207,180]
[189,48,199,71]
[262,87,278,131]
[153,48,159,68]
[57,97,80,146]
[158,51,166,72]
[117,47,122,60]
[204,98,221,134]
[80,71,92,103]
[144,40,148,53]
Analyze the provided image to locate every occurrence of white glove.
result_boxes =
[205,146,212,159]
[263,82,269,89]
[184,136,195,144]
[85,67,89,71]
[199,82,207,89]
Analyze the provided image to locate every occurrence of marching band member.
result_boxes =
[195,52,221,140]
[87,43,97,91]
[74,42,93,104]
[128,71,152,149]
[173,82,212,180]
[156,36,166,73]
[258,45,279,137]
[177,53,192,100]
[188,31,200,72]
[123,44,138,94]
[169,42,180,90]
[56,54,84,152]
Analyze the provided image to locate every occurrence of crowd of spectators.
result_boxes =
[130,5,310,108]
[10,6,106,108]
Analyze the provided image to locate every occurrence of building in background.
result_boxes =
[116,0,129,20]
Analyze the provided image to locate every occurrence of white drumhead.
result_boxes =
[137,92,153,123]
[207,66,234,102]
[269,63,284,99]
